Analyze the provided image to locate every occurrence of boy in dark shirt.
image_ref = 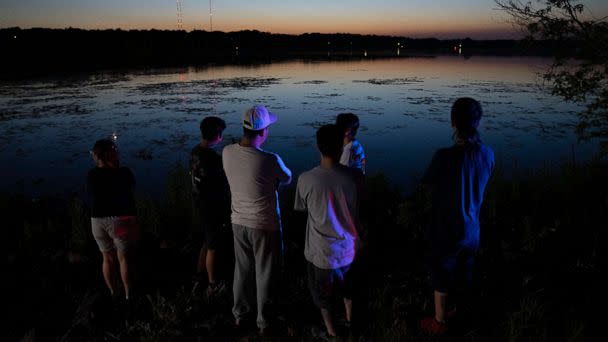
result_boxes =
[190,116,230,291]
[420,98,495,335]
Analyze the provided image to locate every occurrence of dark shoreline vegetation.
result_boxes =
[0,28,572,79]
[3,157,607,341]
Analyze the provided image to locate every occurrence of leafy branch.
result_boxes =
[496,0,608,139]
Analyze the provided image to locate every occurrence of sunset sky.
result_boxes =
[1,0,607,39]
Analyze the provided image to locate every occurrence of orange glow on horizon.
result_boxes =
[8,11,520,39]
[4,0,607,39]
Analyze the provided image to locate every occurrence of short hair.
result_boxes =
[451,97,482,144]
[243,127,265,139]
[316,124,343,160]
[92,138,119,166]
[200,116,226,141]
[336,113,360,137]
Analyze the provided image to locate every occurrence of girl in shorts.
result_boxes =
[88,138,138,300]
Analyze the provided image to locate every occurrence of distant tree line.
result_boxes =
[0,27,569,78]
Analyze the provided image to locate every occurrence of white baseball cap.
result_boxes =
[242,105,278,130]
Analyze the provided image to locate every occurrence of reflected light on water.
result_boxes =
[0,56,599,196]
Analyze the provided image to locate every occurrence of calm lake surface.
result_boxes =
[0,56,598,197]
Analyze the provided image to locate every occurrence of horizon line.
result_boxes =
[2,26,524,41]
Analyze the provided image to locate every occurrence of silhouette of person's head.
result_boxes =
[336,113,360,141]
[316,124,343,161]
[92,139,119,168]
[451,97,482,145]
[200,116,226,145]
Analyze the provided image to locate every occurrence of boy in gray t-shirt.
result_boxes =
[294,124,360,337]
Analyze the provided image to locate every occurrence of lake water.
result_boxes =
[0,56,598,197]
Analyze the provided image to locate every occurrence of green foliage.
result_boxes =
[68,195,90,253]
[505,294,548,342]
[135,196,162,238]
[4,159,606,341]
[367,279,432,342]
[134,162,197,240]
[488,158,607,267]
[165,162,193,218]
[396,188,430,242]
[164,162,197,237]
[496,0,608,138]
[128,290,194,342]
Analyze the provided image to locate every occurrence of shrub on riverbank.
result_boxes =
[2,159,606,341]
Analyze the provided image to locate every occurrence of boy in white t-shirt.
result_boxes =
[294,124,361,337]
[336,113,366,174]
[222,105,292,334]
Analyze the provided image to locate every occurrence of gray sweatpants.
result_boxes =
[232,224,281,329]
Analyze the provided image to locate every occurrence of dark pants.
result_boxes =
[429,249,476,293]
[307,261,352,309]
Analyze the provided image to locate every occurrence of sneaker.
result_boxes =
[311,326,337,341]
[336,316,352,328]
[259,325,274,337]
[419,317,448,336]
[124,298,136,328]
[234,317,255,334]
[206,281,219,294]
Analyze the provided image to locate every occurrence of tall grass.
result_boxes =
[3,159,606,341]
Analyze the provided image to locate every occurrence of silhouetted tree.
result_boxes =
[496,0,608,139]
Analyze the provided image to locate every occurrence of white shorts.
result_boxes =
[91,216,139,252]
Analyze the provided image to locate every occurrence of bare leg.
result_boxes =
[320,308,337,337]
[197,245,208,274]
[344,298,353,323]
[117,249,133,299]
[102,251,119,296]
[206,249,216,284]
[434,291,448,323]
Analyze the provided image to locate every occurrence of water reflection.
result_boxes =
[0,56,597,196]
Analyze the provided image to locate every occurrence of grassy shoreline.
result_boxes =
[3,158,607,341]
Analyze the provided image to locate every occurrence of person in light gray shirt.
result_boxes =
[222,105,291,334]
[294,124,361,338]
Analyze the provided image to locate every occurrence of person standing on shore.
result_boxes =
[336,113,366,174]
[294,124,360,338]
[419,98,495,335]
[222,105,292,334]
[190,116,230,293]
[87,138,138,302]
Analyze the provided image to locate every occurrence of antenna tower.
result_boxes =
[176,0,184,30]
[209,0,213,31]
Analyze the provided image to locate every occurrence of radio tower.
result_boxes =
[176,0,183,30]
[209,0,213,31]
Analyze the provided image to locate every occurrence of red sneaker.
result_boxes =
[419,317,448,336]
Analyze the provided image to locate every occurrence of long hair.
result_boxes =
[92,139,120,168]
[451,97,482,146]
